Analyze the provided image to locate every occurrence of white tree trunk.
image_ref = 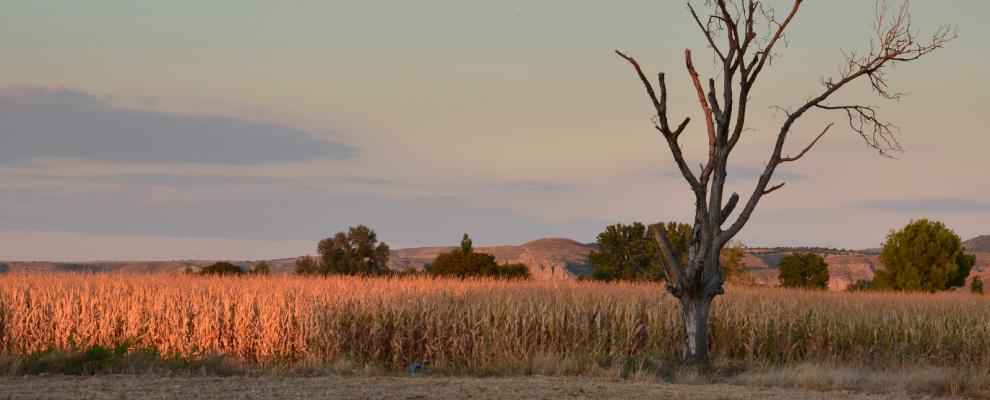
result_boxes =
[678,295,712,363]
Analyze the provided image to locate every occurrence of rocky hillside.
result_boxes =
[745,238,990,291]
[389,238,595,279]
[745,252,882,291]
[965,235,990,253]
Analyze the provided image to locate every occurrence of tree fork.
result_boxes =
[617,0,953,363]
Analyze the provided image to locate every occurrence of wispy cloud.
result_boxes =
[0,85,357,165]
[654,165,806,183]
[0,185,606,244]
[335,175,407,186]
[25,173,289,187]
[494,181,571,192]
[857,198,990,213]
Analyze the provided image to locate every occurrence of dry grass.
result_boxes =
[1,272,988,375]
[730,363,990,398]
[0,374,900,400]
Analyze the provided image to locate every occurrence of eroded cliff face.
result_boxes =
[745,251,990,291]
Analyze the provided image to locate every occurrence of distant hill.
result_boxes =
[744,251,882,291]
[965,235,990,253]
[389,238,596,279]
[0,260,278,274]
[4,235,987,290]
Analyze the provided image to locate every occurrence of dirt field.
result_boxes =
[0,375,900,400]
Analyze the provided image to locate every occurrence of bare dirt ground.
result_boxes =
[0,375,901,400]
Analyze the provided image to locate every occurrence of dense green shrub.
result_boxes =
[874,219,974,292]
[778,252,829,289]
[251,260,270,275]
[199,261,244,276]
[294,256,319,275]
[589,222,748,283]
[314,225,391,276]
[972,276,985,295]
[426,234,531,279]
[589,222,690,282]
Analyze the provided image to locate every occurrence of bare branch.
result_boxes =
[721,2,954,245]
[719,192,739,224]
[685,49,717,183]
[763,182,785,195]
[816,104,901,156]
[780,123,834,163]
[616,50,703,191]
[688,2,726,60]
[614,50,668,131]
[746,0,803,85]
[652,227,685,296]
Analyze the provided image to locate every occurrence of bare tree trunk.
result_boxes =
[617,0,953,365]
[678,294,712,363]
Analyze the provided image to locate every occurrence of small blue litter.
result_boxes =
[410,362,423,374]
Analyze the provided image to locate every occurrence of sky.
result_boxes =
[0,1,987,261]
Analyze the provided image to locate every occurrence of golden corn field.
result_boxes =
[1,273,988,372]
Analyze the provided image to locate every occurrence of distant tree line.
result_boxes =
[188,218,977,294]
[587,218,976,294]
[293,226,530,280]
[423,234,530,279]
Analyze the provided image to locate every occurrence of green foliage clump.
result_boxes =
[317,225,390,275]
[199,261,244,276]
[873,219,974,292]
[589,222,748,283]
[425,234,531,279]
[296,225,391,276]
[972,276,984,295]
[496,262,531,279]
[251,260,270,275]
[589,222,690,282]
[720,241,753,284]
[294,256,319,275]
[778,252,829,289]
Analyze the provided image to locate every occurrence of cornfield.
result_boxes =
[1,273,988,372]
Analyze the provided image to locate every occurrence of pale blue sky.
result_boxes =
[0,1,987,260]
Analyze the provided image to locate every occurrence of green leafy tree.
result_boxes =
[971,276,984,295]
[874,219,974,292]
[498,263,531,279]
[294,256,319,275]
[316,225,391,276]
[778,252,829,289]
[252,260,270,275]
[590,222,741,283]
[426,234,531,279]
[651,222,693,271]
[199,261,244,276]
[589,222,661,282]
[720,241,753,284]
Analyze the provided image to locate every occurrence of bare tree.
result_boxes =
[616,0,954,363]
